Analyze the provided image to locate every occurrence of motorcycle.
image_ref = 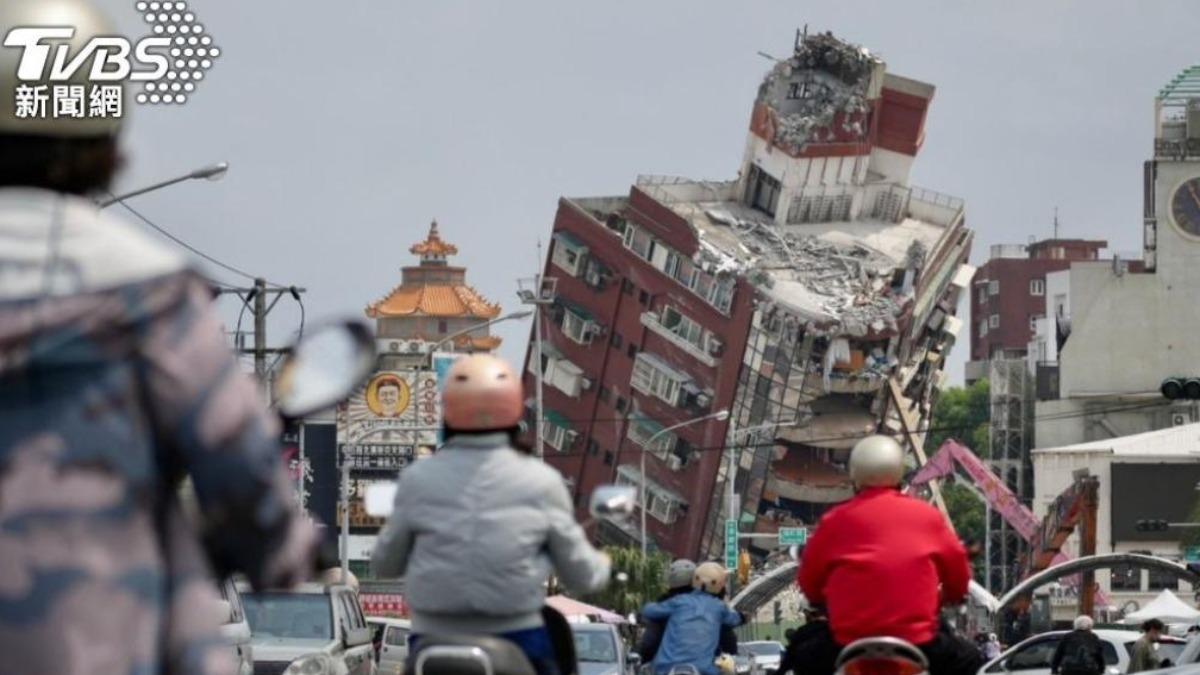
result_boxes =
[833,637,928,675]
[362,484,639,675]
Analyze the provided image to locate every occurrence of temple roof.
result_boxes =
[366,222,502,320]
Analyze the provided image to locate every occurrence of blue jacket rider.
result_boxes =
[641,562,743,675]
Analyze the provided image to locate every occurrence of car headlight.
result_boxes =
[284,653,336,675]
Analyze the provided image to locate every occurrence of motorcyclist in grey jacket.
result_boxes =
[372,354,611,674]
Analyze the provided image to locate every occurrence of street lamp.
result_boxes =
[98,161,229,207]
[640,409,730,557]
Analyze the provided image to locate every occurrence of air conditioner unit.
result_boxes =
[565,429,580,441]
[1172,412,1190,427]
[388,341,401,353]
[707,337,724,356]
[666,455,684,471]
[695,392,713,408]
[580,377,594,391]
[407,341,423,354]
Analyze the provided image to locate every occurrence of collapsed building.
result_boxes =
[520,31,975,559]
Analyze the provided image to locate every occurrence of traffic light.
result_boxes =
[1161,377,1200,400]
[773,601,782,625]
[1136,519,1170,532]
[737,549,751,586]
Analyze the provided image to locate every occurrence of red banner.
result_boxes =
[361,592,409,618]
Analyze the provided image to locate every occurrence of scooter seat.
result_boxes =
[413,634,538,675]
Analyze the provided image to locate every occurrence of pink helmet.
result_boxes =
[442,355,524,431]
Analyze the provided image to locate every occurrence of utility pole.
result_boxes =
[518,245,556,459]
[214,281,306,399]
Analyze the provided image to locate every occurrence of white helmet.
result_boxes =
[666,559,697,589]
[848,435,905,488]
[693,562,728,595]
[0,0,124,137]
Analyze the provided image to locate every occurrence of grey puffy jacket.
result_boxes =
[371,432,611,635]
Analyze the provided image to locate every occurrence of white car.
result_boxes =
[979,629,1187,675]
[240,581,376,675]
[741,642,784,674]
[366,617,412,675]
[216,578,254,675]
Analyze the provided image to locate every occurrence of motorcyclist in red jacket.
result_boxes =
[790,435,982,675]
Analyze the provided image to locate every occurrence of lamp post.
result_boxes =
[640,409,730,557]
[98,161,229,207]
[518,270,557,459]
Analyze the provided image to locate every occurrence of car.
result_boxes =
[732,650,757,675]
[366,617,412,675]
[572,622,636,675]
[216,577,254,675]
[978,629,1187,675]
[240,581,376,675]
[741,641,784,674]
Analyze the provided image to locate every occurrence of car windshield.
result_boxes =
[743,644,782,657]
[573,630,618,663]
[1158,641,1186,664]
[243,593,332,640]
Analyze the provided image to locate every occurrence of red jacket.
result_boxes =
[798,487,970,646]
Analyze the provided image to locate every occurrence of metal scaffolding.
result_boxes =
[988,359,1034,593]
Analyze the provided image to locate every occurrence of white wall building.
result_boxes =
[1032,423,1200,619]
[1034,67,1200,448]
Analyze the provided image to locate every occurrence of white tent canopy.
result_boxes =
[1123,590,1200,624]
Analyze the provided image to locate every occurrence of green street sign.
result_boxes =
[779,527,808,546]
[1184,546,1200,563]
[724,519,738,569]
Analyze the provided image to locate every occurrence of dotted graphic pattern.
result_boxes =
[133,1,220,105]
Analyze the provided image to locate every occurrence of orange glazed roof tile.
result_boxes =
[410,220,458,258]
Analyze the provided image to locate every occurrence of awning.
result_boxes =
[543,409,571,429]
[616,464,686,504]
[553,230,588,252]
[545,595,626,624]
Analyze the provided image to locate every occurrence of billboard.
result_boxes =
[1111,463,1200,542]
[337,369,441,447]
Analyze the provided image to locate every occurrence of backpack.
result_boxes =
[1060,636,1101,674]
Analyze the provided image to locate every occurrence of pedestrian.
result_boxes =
[0,1,319,673]
[1129,619,1166,673]
[985,634,1002,660]
[1051,616,1106,675]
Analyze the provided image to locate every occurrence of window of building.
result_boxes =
[586,440,599,457]
[988,280,999,296]
[979,319,989,337]
[621,278,634,296]
[1111,563,1141,591]
[746,165,782,217]
[989,314,999,329]
[1149,562,1180,591]
[661,306,704,348]
[438,319,448,334]
[550,233,588,277]
[638,290,650,306]
[614,466,683,524]
[561,308,595,345]
[631,353,687,406]
[610,332,623,349]
[615,397,628,413]
[627,415,678,457]
[627,343,638,359]
[603,451,613,466]
[598,387,611,404]
[1030,278,1045,296]
[541,418,570,452]
[977,286,987,304]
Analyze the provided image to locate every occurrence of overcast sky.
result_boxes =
[94,0,1199,384]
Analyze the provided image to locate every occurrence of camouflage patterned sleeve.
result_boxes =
[135,273,316,589]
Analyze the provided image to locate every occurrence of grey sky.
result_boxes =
[95,0,1199,383]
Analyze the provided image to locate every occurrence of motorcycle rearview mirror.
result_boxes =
[589,485,637,523]
[274,320,376,419]
[365,481,398,518]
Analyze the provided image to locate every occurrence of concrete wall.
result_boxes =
[1032,449,1195,608]
[1060,158,1200,397]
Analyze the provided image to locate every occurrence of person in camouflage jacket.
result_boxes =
[0,2,318,673]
